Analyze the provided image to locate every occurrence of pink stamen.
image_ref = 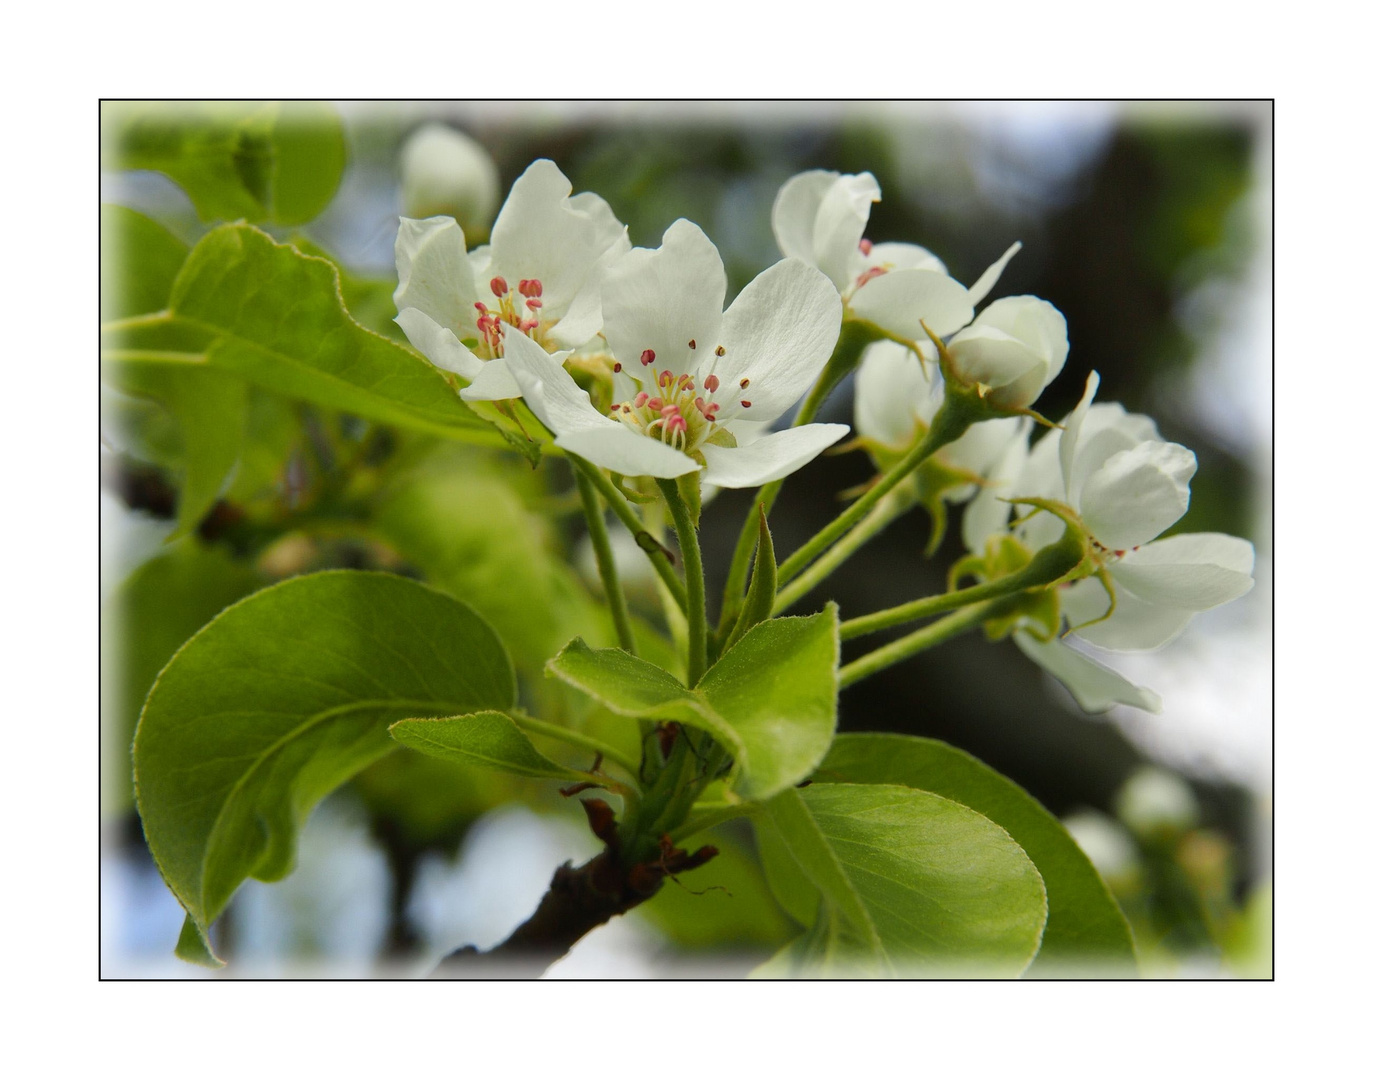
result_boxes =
[739,377,750,388]
[640,349,655,366]
[694,397,706,413]
[520,318,539,332]
[859,238,873,256]
[474,301,488,313]
[715,345,726,357]
[659,369,674,388]
[634,392,650,407]
[525,298,543,310]
[688,339,696,349]
[740,400,752,408]
[519,278,543,298]
[703,374,720,393]
[705,403,719,420]
[647,397,663,410]
[677,373,692,390]
[855,267,888,289]
[490,276,509,297]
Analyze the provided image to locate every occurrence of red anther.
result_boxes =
[855,266,888,289]
[613,362,623,373]
[740,400,752,408]
[610,404,621,412]
[474,301,488,313]
[688,339,696,349]
[640,349,656,366]
[705,403,719,420]
[677,373,692,390]
[519,278,543,298]
[703,374,720,393]
[634,392,650,407]
[1115,550,1126,558]
[520,318,539,332]
[659,369,674,387]
[739,377,750,388]
[668,415,687,434]
[647,397,664,410]
[694,397,706,413]
[490,276,509,297]
[525,298,543,310]
[859,238,873,256]
[661,403,680,416]
[715,345,726,357]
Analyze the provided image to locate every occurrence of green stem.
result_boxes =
[657,478,708,687]
[775,395,977,589]
[672,801,754,843]
[838,599,1012,689]
[839,536,1086,641]
[717,318,882,633]
[571,456,687,614]
[100,310,173,334]
[573,464,637,655]
[100,349,206,365]
[772,483,918,615]
[511,712,640,780]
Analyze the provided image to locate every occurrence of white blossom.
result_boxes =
[945,296,1070,411]
[399,122,501,237]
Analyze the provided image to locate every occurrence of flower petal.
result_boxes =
[811,172,881,292]
[865,242,947,275]
[394,307,482,379]
[488,160,627,320]
[1062,577,1195,651]
[393,217,478,338]
[699,423,849,488]
[772,170,840,265]
[1080,441,1195,550]
[710,258,843,424]
[458,355,522,401]
[601,219,726,384]
[1014,632,1162,714]
[960,418,1031,553]
[501,330,698,479]
[854,341,933,447]
[1109,533,1256,610]
[950,296,1068,407]
[1058,371,1100,501]
[847,268,974,342]
[966,241,1023,307]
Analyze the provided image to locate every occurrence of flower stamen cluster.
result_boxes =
[473,277,547,358]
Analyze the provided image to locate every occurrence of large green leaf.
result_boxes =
[133,570,515,965]
[100,205,188,321]
[104,101,345,225]
[106,358,247,538]
[102,543,264,815]
[164,224,495,440]
[546,606,840,801]
[812,734,1136,973]
[758,784,1048,976]
[388,711,586,781]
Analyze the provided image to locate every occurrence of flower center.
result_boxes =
[610,348,754,454]
[472,276,550,358]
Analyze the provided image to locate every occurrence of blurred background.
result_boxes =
[101,100,1272,977]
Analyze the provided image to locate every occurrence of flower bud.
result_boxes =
[399,122,501,237]
[946,296,1068,410]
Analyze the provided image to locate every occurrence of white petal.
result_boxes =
[700,423,849,488]
[772,170,840,264]
[1080,441,1196,550]
[489,160,627,320]
[393,217,478,338]
[1066,404,1161,507]
[724,417,773,447]
[601,219,726,384]
[1014,632,1162,714]
[399,123,501,234]
[960,418,1031,553]
[459,356,522,401]
[865,242,947,275]
[847,268,974,342]
[811,172,881,292]
[501,331,698,479]
[946,326,1042,389]
[394,307,483,379]
[943,416,1023,481]
[950,296,1068,408]
[1109,533,1256,610]
[709,258,843,424]
[966,241,1023,307]
[854,341,934,447]
[1058,371,1100,501]
[547,195,634,349]
[1062,577,1195,651]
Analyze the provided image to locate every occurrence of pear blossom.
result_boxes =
[945,296,1070,411]
[499,219,848,489]
[963,372,1254,712]
[393,159,629,402]
[771,169,1021,350]
[399,122,501,236]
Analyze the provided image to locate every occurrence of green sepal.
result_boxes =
[723,511,777,652]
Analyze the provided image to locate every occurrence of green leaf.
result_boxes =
[290,236,403,339]
[164,224,495,440]
[106,359,247,538]
[546,605,839,801]
[103,543,264,815]
[723,510,776,651]
[389,711,586,781]
[104,102,345,225]
[133,570,515,964]
[812,734,1137,973]
[759,783,1048,976]
[100,205,189,321]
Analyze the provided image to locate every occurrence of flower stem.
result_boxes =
[772,483,918,615]
[571,456,687,614]
[657,477,708,687]
[672,800,755,843]
[776,395,978,589]
[717,318,881,634]
[573,463,637,656]
[839,535,1086,641]
[838,599,1013,689]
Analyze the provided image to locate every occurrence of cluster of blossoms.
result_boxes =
[394,152,1254,713]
